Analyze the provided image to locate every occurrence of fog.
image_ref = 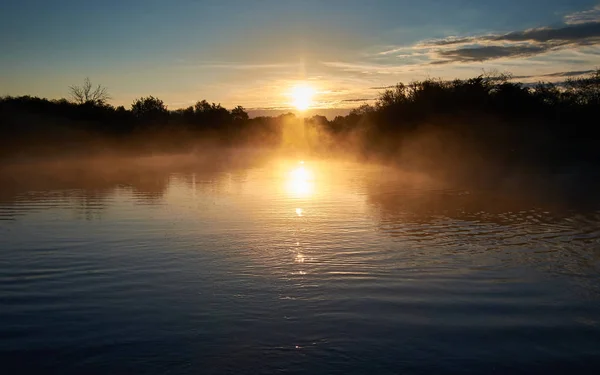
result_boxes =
[2,70,599,213]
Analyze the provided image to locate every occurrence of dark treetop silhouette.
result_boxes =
[1,70,599,169]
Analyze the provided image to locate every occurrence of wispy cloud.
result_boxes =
[422,23,600,48]
[376,47,413,56]
[565,4,600,25]
[424,22,600,63]
[433,45,549,64]
[513,69,597,80]
[183,62,300,70]
[358,4,600,66]
[370,85,397,90]
[341,98,376,102]
[321,61,419,74]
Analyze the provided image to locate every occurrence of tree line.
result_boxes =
[307,69,600,169]
[1,70,599,165]
[0,79,286,156]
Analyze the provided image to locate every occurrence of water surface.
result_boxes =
[2,154,600,374]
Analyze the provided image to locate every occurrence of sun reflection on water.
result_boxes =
[286,163,315,198]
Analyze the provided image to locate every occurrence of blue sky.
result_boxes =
[1,0,599,112]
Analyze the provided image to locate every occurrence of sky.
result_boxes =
[1,0,600,115]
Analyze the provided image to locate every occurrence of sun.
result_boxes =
[291,85,315,111]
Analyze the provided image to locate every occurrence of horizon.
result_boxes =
[2,1,600,112]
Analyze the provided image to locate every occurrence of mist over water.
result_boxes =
[2,151,600,374]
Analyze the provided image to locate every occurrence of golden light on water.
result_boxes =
[290,85,315,111]
[290,165,311,181]
[286,163,315,198]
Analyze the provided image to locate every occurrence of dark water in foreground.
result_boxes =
[1,155,600,374]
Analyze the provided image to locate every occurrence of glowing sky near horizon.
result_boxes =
[1,0,599,114]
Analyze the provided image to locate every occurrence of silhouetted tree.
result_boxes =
[565,69,600,106]
[131,96,168,124]
[191,100,232,129]
[532,82,561,106]
[69,78,110,105]
[231,106,249,122]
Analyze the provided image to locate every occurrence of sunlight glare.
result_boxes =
[286,165,315,198]
[291,166,311,181]
[291,85,315,111]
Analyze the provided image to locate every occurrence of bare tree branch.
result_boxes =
[69,77,111,105]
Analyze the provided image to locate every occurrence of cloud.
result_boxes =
[565,5,600,25]
[513,69,597,80]
[500,23,600,44]
[182,62,299,70]
[370,85,397,90]
[376,47,412,56]
[322,61,419,74]
[425,22,600,48]
[413,5,600,63]
[341,98,376,102]
[531,69,596,78]
[434,45,549,63]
